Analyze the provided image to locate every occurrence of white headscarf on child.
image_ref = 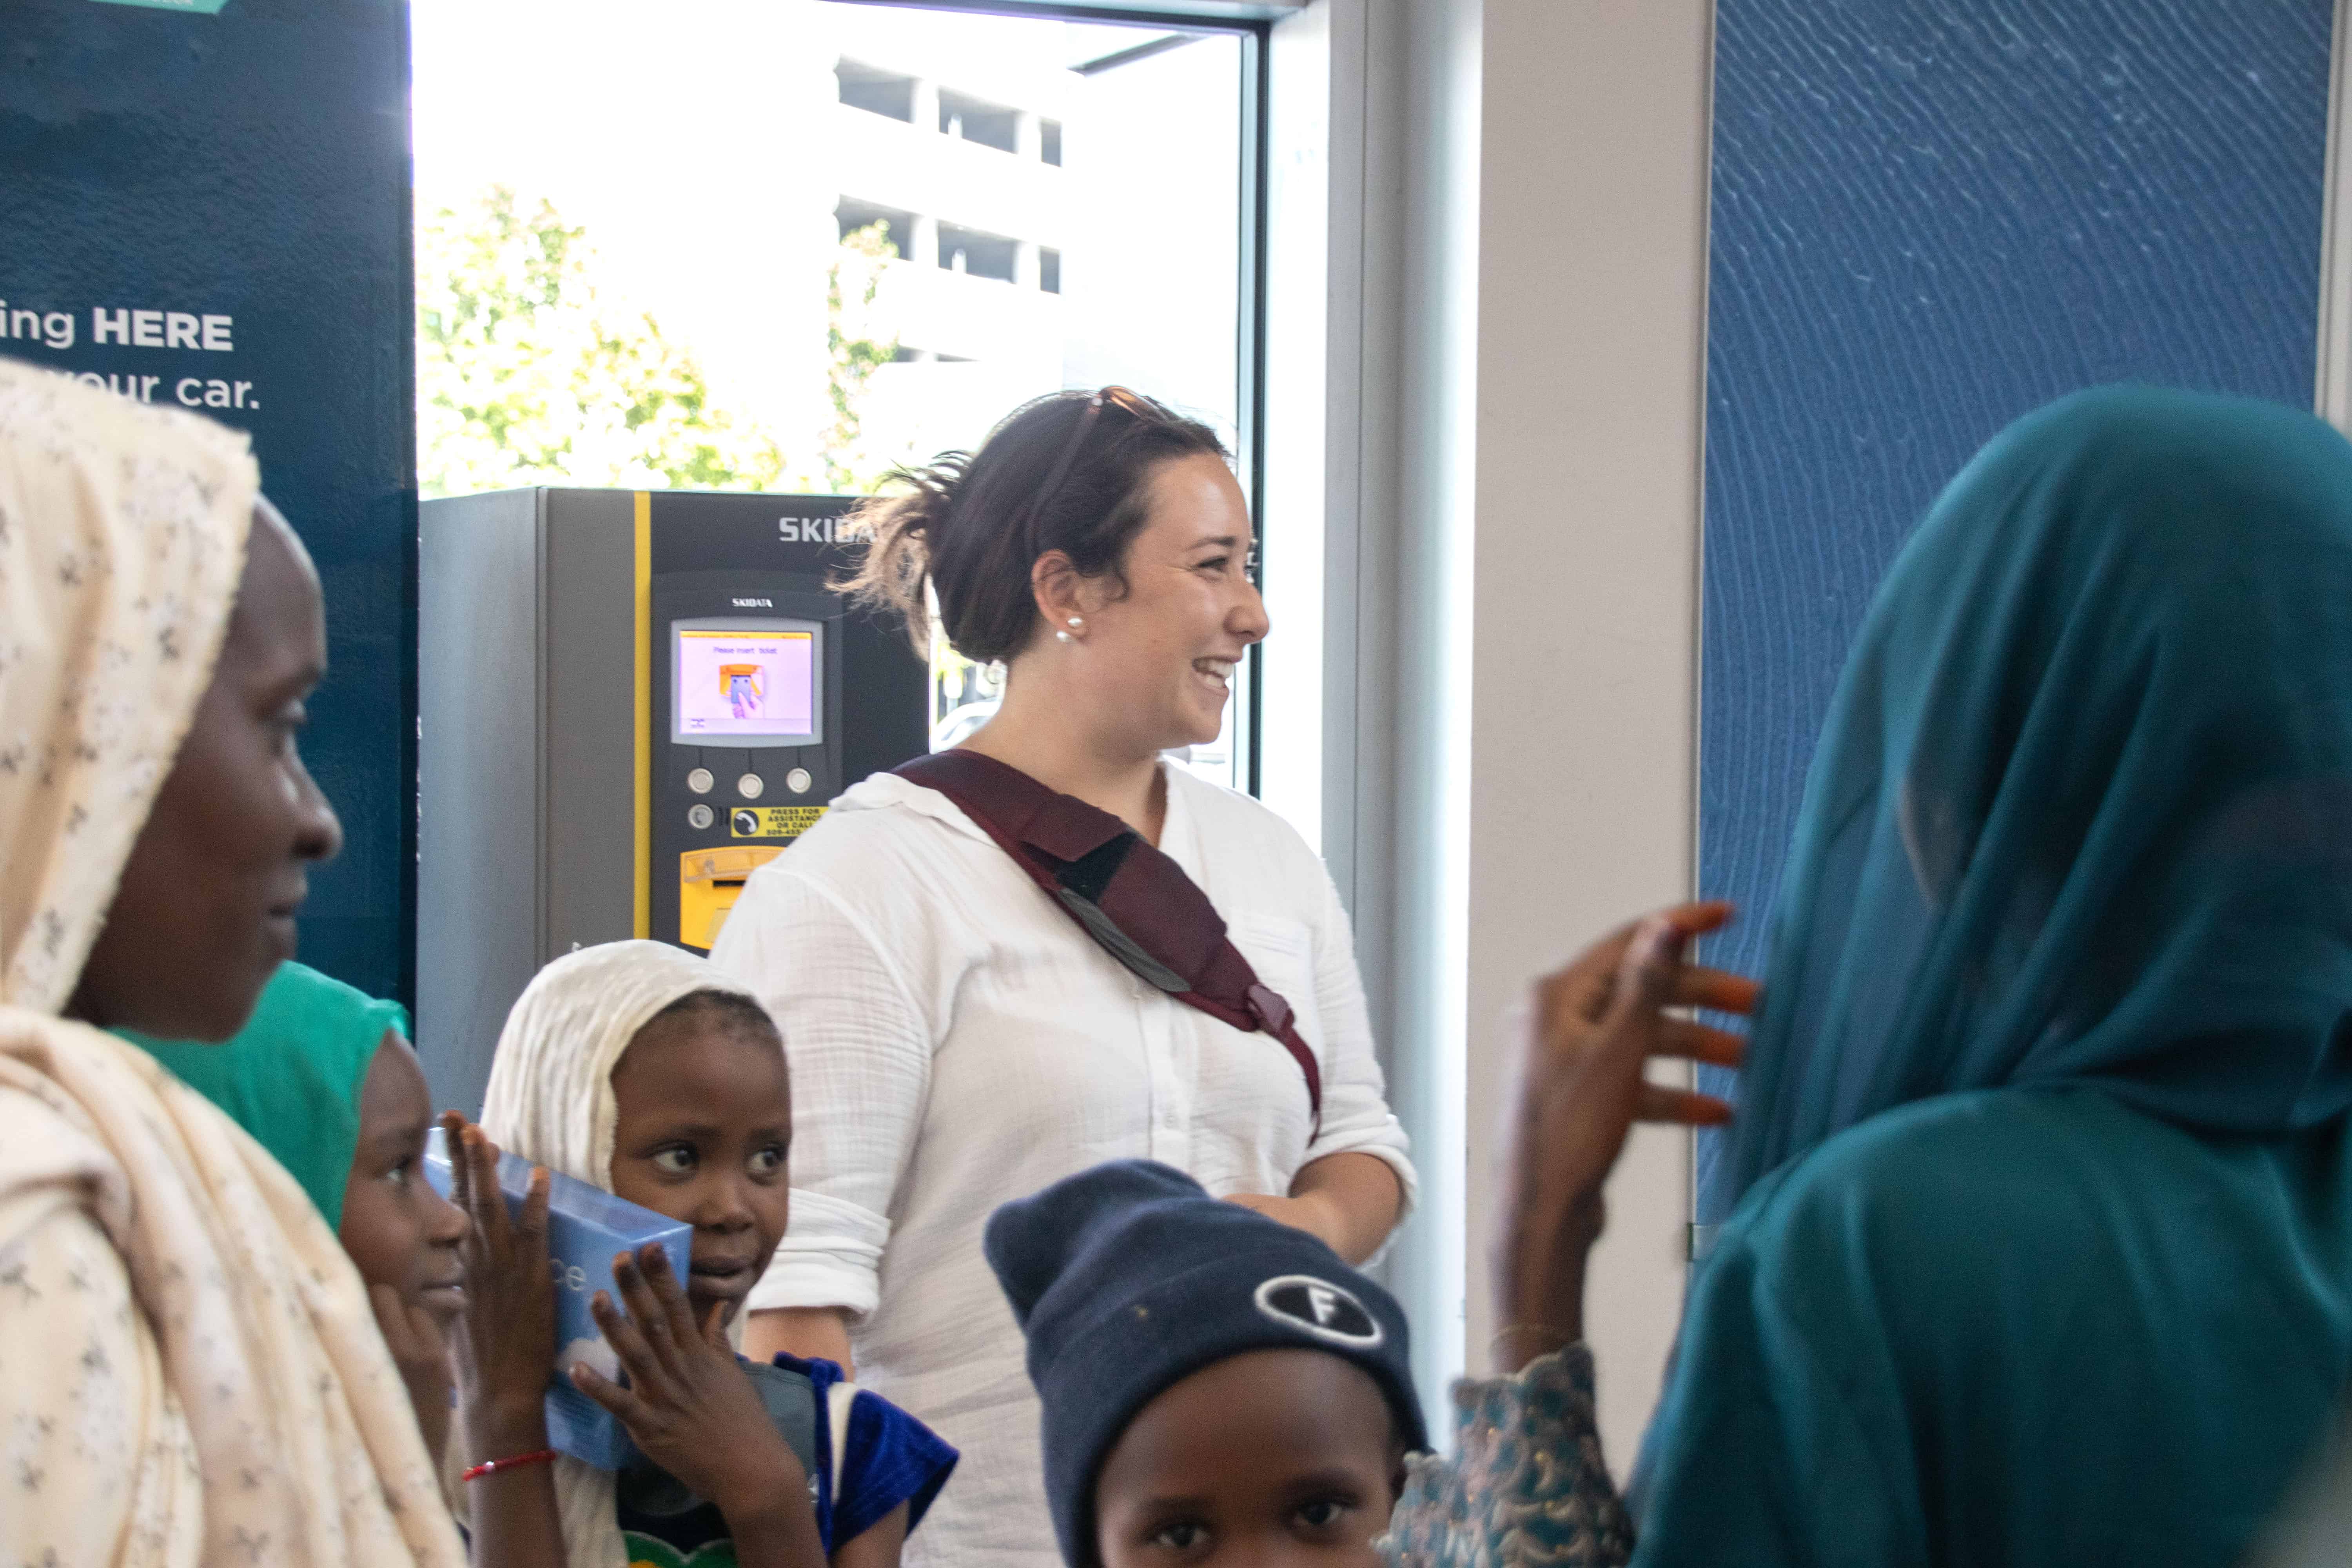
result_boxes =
[0,360,466,1567]
[477,939,766,1566]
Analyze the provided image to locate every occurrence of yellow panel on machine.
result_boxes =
[677,844,784,951]
[730,805,828,840]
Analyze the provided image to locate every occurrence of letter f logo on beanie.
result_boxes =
[1254,1274,1383,1345]
[984,1160,1427,1568]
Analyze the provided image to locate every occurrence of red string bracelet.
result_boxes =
[462,1448,558,1483]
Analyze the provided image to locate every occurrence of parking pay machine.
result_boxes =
[417,488,927,1112]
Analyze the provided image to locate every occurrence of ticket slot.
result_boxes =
[678,845,784,952]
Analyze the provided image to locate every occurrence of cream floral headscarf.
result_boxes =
[0,362,251,1007]
[0,359,465,1566]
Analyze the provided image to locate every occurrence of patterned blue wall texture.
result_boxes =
[0,1,414,1003]
[1699,0,2335,1213]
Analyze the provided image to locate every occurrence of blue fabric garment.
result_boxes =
[1381,1346,1632,1566]
[1719,385,2352,1212]
[789,1352,960,1548]
[614,1352,956,1562]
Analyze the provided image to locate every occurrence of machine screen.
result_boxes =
[672,620,820,746]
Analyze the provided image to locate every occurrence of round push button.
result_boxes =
[738,773,765,800]
[686,767,714,795]
[687,804,713,831]
[786,767,813,795]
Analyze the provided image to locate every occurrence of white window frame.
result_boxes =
[1262,0,1716,1466]
[2316,0,2352,427]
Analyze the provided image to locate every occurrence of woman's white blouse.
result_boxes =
[710,762,1415,1568]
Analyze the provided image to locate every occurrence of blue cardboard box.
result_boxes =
[423,1127,693,1470]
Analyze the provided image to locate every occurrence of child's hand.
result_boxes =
[368,1281,453,1464]
[443,1112,559,1457]
[572,1245,815,1531]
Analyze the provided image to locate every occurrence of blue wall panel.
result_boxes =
[0,1,415,1002]
[1699,0,2334,1210]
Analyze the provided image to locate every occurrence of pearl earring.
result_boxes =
[1067,617,1084,628]
[1055,630,1072,643]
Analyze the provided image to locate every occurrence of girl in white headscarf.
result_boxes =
[0,361,466,1564]
[452,940,954,1567]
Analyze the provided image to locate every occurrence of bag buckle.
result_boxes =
[1245,982,1292,1036]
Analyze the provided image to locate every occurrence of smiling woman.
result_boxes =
[710,387,1416,1567]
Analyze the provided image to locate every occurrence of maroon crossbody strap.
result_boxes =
[893,749,1323,1131]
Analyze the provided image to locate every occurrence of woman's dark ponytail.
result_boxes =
[838,389,1228,664]
[838,454,964,656]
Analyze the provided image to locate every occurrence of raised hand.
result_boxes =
[1492,902,1758,1371]
[570,1245,825,1565]
[442,1112,558,1459]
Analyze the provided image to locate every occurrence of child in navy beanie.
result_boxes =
[985,1159,1428,1567]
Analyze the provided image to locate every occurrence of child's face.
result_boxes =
[1093,1348,1403,1568]
[339,1033,470,1323]
[608,1011,792,1327]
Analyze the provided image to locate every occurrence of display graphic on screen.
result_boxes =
[675,625,817,742]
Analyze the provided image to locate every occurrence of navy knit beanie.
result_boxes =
[984,1160,1428,1567]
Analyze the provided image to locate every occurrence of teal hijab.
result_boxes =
[1721,384,2352,1211]
[1630,388,2352,1566]
[122,961,408,1230]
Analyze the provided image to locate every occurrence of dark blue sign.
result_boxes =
[1,0,415,1001]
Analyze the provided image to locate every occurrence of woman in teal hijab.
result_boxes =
[1714,386,2352,1201]
[123,960,471,1459]
[122,960,407,1229]
[1384,387,2352,1568]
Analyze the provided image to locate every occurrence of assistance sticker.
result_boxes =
[730,805,827,840]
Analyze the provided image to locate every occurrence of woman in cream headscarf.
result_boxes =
[0,362,465,1565]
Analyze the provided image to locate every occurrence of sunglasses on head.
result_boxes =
[1019,386,1165,542]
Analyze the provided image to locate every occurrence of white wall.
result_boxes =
[1281,0,1714,1468]
[1462,0,1714,1469]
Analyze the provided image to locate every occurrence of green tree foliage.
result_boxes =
[824,220,902,493]
[416,188,903,499]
